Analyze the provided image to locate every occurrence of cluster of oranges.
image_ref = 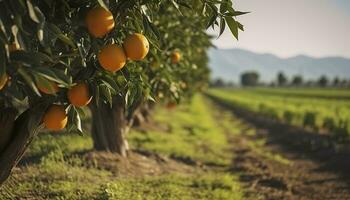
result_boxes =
[43,7,152,131]
[86,7,150,72]
[0,7,183,131]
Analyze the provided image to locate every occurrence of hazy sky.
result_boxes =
[211,0,350,58]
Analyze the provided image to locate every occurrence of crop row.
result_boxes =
[207,89,350,140]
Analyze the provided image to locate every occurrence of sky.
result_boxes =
[210,0,350,58]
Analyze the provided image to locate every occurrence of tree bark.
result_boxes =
[133,102,154,127]
[90,98,129,157]
[0,106,44,185]
[0,108,17,153]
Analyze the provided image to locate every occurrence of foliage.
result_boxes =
[277,71,288,86]
[240,71,259,86]
[291,75,303,86]
[0,0,246,132]
[318,75,329,87]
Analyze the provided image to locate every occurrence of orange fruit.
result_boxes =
[67,82,92,107]
[123,33,149,61]
[86,7,115,38]
[171,51,181,64]
[0,73,8,90]
[166,102,176,110]
[98,44,126,72]
[43,105,68,131]
[38,81,59,95]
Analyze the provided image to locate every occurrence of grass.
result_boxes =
[0,94,245,200]
[99,174,243,200]
[27,133,93,157]
[128,94,231,166]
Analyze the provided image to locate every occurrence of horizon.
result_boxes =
[208,48,350,83]
[211,47,350,60]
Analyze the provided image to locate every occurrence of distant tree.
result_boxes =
[277,72,288,86]
[291,75,303,86]
[211,78,225,87]
[318,75,329,87]
[333,77,340,87]
[305,80,314,87]
[340,79,348,87]
[226,81,235,87]
[241,71,259,86]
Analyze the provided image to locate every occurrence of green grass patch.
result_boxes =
[128,94,230,165]
[27,133,93,157]
[1,94,246,200]
[98,173,244,200]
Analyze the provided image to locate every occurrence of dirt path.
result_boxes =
[208,96,350,200]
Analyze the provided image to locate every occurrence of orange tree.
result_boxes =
[0,0,245,184]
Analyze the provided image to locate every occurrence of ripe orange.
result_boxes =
[171,51,181,64]
[43,105,68,131]
[67,82,92,107]
[86,7,115,38]
[98,44,126,72]
[123,33,149,61]
[38,81,59,95]
[166,102,176,110]
[0,73,8,90]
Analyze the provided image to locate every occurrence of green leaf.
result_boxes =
[26,0,40,23]
[170,0,182,15]
[33,74,57,94]
[97,0,109,10]
[237,21,244,31]
[10,51,54,65]
[57,34,76,48]
[224,17,239,40]
[18,67,41,96]
[206,13,218,29]
[219,17,226,37]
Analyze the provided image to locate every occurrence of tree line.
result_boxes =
[210,71,350,88]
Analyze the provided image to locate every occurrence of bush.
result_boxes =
[333,119,349,141]
[283,110,295,123]
[303,112,317,129]
[322,117,335,131]
[258,103,278,120]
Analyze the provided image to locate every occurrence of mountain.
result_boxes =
[208,48,350,83]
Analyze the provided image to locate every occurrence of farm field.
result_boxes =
[252,87,350,99]
[207,88,350,139]
[2,94,350,199]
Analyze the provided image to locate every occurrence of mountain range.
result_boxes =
[208,48,350,83]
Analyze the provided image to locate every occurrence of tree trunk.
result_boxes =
[133,102,153,127]
[0,106,44,185]
[90,98,129,157]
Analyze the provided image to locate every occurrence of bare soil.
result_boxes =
[81,150,199,178]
